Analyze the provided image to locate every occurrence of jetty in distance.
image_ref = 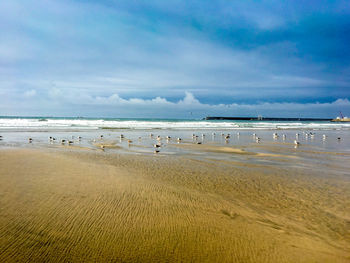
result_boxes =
[331,112,350,122]
[204,116,333,121]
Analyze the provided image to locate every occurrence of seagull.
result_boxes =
[154,144,161,148]
[256,137,261,143]
[196,142,202,144]
[177,138,182,143]
[100,135,104,139]
[294,140,300,146]
[154,149,160,153]
[28,138,33,143]
[120,134,124,139]
[61,139,66,144]
[68,140,74,145]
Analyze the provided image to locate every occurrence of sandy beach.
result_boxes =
[1,144,349,262]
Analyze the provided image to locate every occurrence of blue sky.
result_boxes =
[0,0,349,118]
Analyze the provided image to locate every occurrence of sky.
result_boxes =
[0,0,349,118]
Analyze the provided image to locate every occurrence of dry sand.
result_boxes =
[0,148,349,262]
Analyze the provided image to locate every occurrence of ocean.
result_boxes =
[0,116,349,130]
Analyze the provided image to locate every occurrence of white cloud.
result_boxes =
[179,92,200,105]
[29,90,348,118]
[48,88,62,98]
[2,89,349,118]
[23,89,37,97]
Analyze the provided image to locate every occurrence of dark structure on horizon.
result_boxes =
[204,116,333,121]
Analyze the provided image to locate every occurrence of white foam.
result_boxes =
[0,118,349,130]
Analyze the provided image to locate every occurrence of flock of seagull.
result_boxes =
[0,131,342,154]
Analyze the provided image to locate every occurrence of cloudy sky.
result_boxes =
[1,0,349,118]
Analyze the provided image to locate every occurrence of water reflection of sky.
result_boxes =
[1,129,349,175]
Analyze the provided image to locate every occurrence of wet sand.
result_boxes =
[0,147,349,262]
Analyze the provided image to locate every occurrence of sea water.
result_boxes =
[0,116,349,172]
[0,116,350,130]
